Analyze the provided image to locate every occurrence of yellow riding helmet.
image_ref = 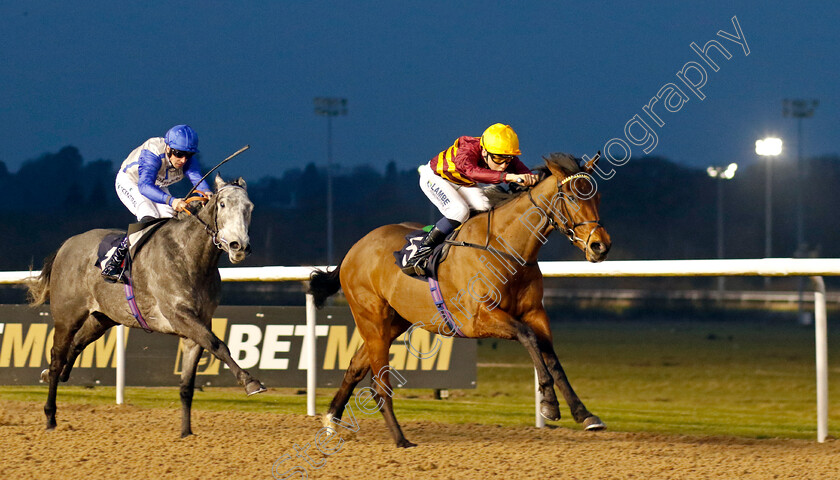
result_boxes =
[480,123,522,156]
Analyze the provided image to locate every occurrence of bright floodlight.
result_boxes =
[707,163,738,180]
[722,162,738,179]
[756,137,783,156]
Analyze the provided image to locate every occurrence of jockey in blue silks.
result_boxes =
[101,124,212,282]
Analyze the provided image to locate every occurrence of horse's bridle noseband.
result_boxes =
[527,173,605,249]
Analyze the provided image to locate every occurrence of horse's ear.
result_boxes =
[214,173,225,191]
[233,177,247,190]
[542,155,567,179]
[581,151,601,173]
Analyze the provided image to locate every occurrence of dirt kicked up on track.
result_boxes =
[2,400,839,480]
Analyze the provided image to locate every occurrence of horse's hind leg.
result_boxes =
[524,309,605,430]
[59,314,115,382]
[324,316,410,429]
[370,348,414,448]
[178,338,203,437]
[324,344,371,429]
[350,302,415,448]
[44,311,88,430]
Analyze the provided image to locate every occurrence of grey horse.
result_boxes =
[27,175,265,437]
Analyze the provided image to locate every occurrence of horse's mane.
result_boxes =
[484,152,581,208]
[175,176,247,220]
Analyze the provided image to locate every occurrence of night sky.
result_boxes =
[1,1,836,181]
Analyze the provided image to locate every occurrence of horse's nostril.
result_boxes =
[229,241,240,251]
[591,242,605,254]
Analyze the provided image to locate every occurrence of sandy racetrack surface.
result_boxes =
[2,400,839,479]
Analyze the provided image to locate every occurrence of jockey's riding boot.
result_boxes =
[405,227,447,274]
[101,237,130,283]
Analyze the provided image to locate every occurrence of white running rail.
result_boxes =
[3,257,836,442]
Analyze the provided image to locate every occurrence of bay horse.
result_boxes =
[309,153,611,447]
[27,175,265,437]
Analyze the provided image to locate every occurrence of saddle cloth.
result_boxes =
[393,226,461,280]
[393,227,468,338]
[96,233,125,271]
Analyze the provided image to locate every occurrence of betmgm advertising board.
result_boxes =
[0,305,476,389]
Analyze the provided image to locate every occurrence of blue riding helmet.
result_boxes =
[164,124,199,153]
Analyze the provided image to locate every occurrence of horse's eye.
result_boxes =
[220,201,226,208]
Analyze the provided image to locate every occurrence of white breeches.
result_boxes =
[418,164,491,223]
[115,172,175,221]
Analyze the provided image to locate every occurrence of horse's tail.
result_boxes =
[26,251,57,306]
[308,258,343,309]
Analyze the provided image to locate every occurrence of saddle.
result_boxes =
[96,218,168,280]
[393,225,462,280]
[96,219,168,333]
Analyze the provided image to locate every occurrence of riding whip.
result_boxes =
[185,144,250,198]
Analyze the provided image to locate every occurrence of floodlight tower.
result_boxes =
[783,98,817,322]
[756,137,782,286]
[314,97,348,266]
[707,163,738,298]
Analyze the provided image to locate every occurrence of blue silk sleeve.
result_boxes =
[137,151,172,205]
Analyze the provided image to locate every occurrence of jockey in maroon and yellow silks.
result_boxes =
[403,124,540,275]
[429,136,531,187]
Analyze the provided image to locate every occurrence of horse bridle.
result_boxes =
[444,172,604,265]
[526,173,605,249]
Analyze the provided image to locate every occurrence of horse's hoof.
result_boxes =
[396,438,417,448]
[246,380,267,396]
[180,431,193,438]
[583,415,607,431]
[539,402,562,421]
[40,369,49,383]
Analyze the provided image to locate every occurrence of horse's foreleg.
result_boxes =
[511,322,562,421]
[191,327,266,396]
[477,307,561,420]
[541,346,605,430]
[524,309,605,430]
[178,338,203,437]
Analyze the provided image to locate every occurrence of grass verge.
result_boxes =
[2,318,837,440]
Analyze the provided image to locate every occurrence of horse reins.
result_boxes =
[180,186,244,250]
[445,172,604,263]
[444,208,537,267]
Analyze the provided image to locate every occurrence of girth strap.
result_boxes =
[124,280,152,333]
[428,278,466,338]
